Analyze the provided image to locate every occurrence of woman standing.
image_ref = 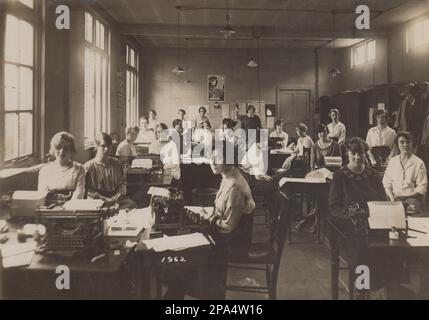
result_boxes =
[147,109,160,131]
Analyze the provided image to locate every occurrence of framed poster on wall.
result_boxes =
[208,75,225,102]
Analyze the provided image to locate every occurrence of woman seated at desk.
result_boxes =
[193,120,213,145]
[148,123,168,155]
[329,137,386,218]
[84,132,137,210]
[217,118,237,145]
[310,124,341,170]
[116,126,139,158]
[38,131,86,199]
[383,131,427,214]
[136,116,156,144]
[269,119,289,148]
[282,123,313,171]
[208,147,256,238]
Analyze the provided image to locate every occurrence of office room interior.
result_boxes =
[2,0,429,300]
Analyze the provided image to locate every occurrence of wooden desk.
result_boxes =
[326,217,429,300]
[280,178,330,244]
[2,233,134,299]
[269,148,293,169]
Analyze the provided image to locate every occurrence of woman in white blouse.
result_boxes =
[208,147,255,236]
[383,131,428,212]
[38,131,85,199]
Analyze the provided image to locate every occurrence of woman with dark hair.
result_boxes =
[147,109,159,131]
[383,131,427,213]
[38,131,86,199]
[194,106,209,129]
[329,137,386,218]
[269,119,288,147]
[84,132,136,210]
[149,123,168,154]
[327,108,346,145]
[136,116,156,144]
[311,124,341,170]
[240,105,262,138]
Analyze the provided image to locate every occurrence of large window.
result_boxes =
[126,44,139,127]
[351,40,376,68]
[1,1,38,166]
[84,11,110,147]
[406,17,429,53]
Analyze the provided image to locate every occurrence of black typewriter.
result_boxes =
[152,189,210,232]
[35,202,119,257]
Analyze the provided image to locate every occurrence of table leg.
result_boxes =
[331,241,340,300]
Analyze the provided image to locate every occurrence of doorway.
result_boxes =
[276,88,313,138]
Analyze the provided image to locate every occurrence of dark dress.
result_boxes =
[311,140,341,169]
[329,166,387,218]
[241,115,262,131]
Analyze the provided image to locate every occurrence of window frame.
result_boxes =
[83,9,111,149]
[125,43,139,127]
[0,0,43,169]
[351,40,376,69]
[406,16,429,53]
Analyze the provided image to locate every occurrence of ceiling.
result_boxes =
[96,0,429,49]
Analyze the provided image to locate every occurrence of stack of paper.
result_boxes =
[1,241,36,268]
[131,158,153,169]
[107,207,152,237]
[140,233,211,252]
[63,199,104,211]
[367,201,406,229]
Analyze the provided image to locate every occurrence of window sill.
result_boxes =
[0,163,45,180]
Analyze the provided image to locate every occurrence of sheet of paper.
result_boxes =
[140,232,211,252]
[406,217,429,246]
[147,187,170,198]
[1,241,36,268]
[305,168,333,181]
[63,199,104,211]
[107,207,153,236]
[279,177,326,187]
[367,201,406,229]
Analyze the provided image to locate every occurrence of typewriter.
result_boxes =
[35,200,119,257]
[151,188,210,233]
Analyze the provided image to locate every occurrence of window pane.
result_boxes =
[126,70,131,127]
[85,12,93,43]
[19,113,33,156]
[95,53,102,133]
[4,113,19,161]
[18,0,34,9]
[425,19,429,43]
[19,19,34,66]
[5,15,19,63]
[84,48,95,142]
[126,45,129,65]
[414,21,424,47]
[19,67,33,110]
[367,40,376,61]
[130,48,135,68]
[102,57,107,130]
[99,23,105,50]
[4,63,19,110]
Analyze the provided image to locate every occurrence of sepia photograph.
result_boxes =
[1,0,429,306]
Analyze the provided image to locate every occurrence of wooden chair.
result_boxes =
[225,191,290,299]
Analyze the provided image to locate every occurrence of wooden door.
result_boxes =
[277,89,312,138]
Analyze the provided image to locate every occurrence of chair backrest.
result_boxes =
[267,191,291,292]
